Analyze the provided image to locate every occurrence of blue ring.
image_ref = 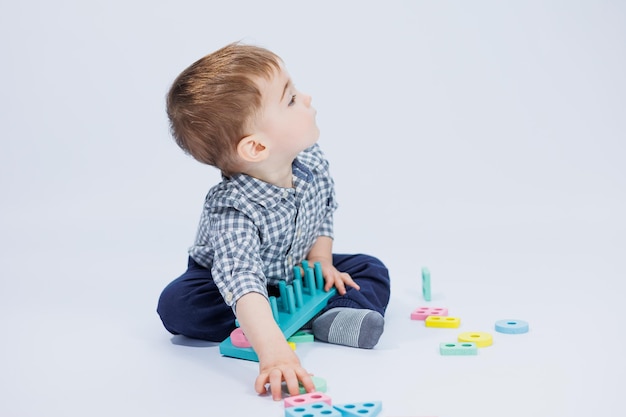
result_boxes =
[495,319,529,334]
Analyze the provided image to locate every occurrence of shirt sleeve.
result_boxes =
[191,207,269,310]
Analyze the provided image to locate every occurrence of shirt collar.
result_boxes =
[229,157,315,209]
[292,158,314,182]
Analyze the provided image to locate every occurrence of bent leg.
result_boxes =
[325,253,391,316]
[312,253,391,348]
[157,257,235,342]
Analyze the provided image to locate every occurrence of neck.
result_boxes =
[243,164,293,188]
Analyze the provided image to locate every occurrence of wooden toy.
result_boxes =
[220,262,336,361]
[334,401,382,416]
[284,391,332,408]
[458,331,493,347]
[439,342,477,355]
[285,402,340,417]
[421,267,431,301]
[411,307,448,320]
[495,319,529,334]
[425,316,461,328]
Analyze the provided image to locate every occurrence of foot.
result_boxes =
[312,308,384,349]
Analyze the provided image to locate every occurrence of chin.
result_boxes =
[312,128,320,141]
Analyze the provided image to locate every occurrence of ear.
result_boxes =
[237,134,269,163]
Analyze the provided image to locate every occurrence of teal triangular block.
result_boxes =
[333,401,382,416]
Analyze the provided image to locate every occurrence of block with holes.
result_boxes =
[285,401,340,417]
[439,342,477,355]
[425,316,461,328]
[334,401,382,416]
[284,391,332,408]
[411,307,448,320]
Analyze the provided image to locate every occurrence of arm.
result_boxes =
[236,292,315,400]
[306,235,360,295]
[203,210,315,400]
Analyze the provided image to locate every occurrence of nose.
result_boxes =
[303,93,312,107]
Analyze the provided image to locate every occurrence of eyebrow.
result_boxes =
[280,79,291,102]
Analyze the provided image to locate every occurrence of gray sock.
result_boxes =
[312,308,384,349]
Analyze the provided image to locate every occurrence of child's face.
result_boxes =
[252,64,319,159]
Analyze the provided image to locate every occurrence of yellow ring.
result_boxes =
[458,331,493,347]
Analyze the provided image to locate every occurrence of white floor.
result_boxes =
[1,1,625,416]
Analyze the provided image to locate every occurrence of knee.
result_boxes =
[361,254,388,270]
[156,281,182,330]
[156,277,236,342]
[359,254,390,281]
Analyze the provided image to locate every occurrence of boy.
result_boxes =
[157,43,391,400]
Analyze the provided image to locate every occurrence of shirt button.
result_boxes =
[297,228,302,237]
[287,256,292,265]
[282,189,289,198]
[224,292,233,303]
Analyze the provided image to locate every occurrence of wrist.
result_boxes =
[307,254,331,263]
[257,338,298,364]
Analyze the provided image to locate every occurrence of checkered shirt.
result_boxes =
[188,144,338,309]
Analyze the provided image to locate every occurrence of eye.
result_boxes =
[288,94,296,106]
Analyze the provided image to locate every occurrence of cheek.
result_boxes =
[300,112,315,127]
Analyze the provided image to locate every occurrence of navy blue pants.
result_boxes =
[157,254,391,342]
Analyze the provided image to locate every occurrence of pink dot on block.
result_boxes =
[284,391,332,408]
[411,307,448,320]
[230,328,251,348]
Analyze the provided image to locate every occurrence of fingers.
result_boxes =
[282,369,315,398]
[269,369,284,400]
[254,368,284,400]
[324,272,360,295]
[256,367,314,401]
[325,275,343,293]
[342,273,361,291]
[296,370,316,394]
[283,372,301,397]
[254,372,269,396]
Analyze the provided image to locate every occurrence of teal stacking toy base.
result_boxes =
[219,262,337,362]
[219,339,260,361]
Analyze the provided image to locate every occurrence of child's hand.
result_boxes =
[255,343,315,400]
[308,258,360,295]
[236,292,315,400]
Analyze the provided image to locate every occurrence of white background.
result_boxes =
[1,1,624,416]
